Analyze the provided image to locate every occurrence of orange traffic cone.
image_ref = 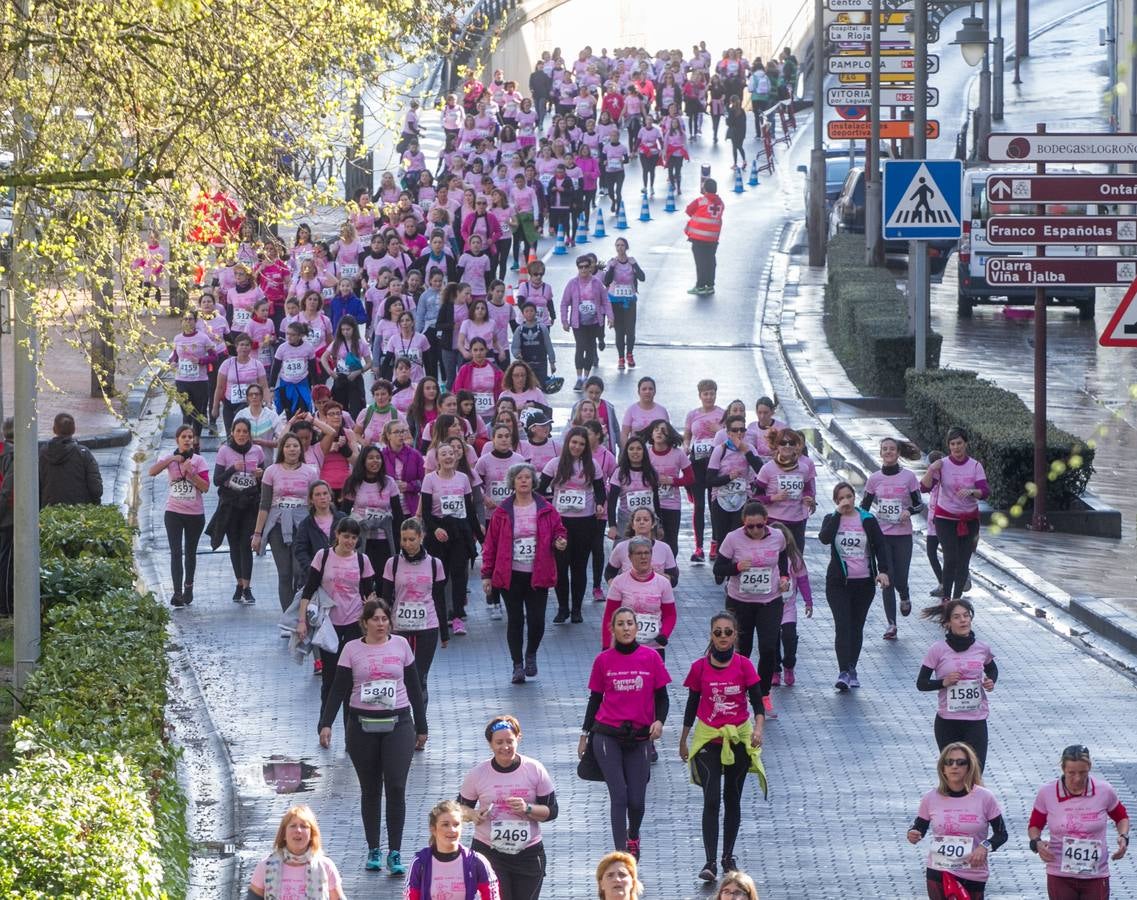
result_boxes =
[518,258,529,279]
[528,249,537,265]
[505,287,516,305]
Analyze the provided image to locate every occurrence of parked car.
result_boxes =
[828,166,955,278]
[798,146,865,229]
[957,166,1096,319]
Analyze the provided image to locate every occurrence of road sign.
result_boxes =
[827,119,940,140]
[986,217,1137,245]
[835,105,868,120]
[828,54,938,75]
[1099,277,1137,347]
[827,86,939,107]
[828,24,911,42]
[984,257,1137,287]
[987,132,1137,163]
[985,174,1137,204]
[839,73,920,84]
[832,11,913,24]
[883,160,963,239]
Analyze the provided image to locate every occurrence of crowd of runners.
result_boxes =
[147,41,1131,900]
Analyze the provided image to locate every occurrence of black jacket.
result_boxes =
[818,510,890,584]
[39,437,103,507]
[292,510,348,575]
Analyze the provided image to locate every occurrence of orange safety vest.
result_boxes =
[684,193,724,243]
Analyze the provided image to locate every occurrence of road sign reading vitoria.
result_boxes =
[987,133,1137,162]
[984,257,1137,287]
[828,86,939,107]
[985,174,1137,203]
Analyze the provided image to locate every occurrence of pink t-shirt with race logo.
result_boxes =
[718,526,786,604]
[510,501,538,573]
[588,644,671,729]
[917,786,1002,882]
[649,446,690,511]
[311,549,375,626]
[475,451,526,507]
[250,856,342,898]
[608,539,676,577]
[685,407,724,461]
[262,463,318,507]
[421,470,472,518]
[757,456,817,524]
[1032,777,1121,879]
[542,457,598,518]
[274,341,317,384]
[865,467,921,536]
[215,444,265,491]
[350,477,400,515]
[520,439,559,472]
[217,356,266,405]
[159,453,209,515]
[459,755,556,849]
[921,638,995,721]
[383,553,444,632]
[621,402,669,437]
[683,654,760,729]
[336,634,415,711]
[834,513,871,580]
[606,571,675,645]
[934,456,988,518]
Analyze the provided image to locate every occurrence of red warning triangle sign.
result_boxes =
[1099,276,1137,347]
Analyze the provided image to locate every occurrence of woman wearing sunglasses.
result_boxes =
[754,427,816,554]
[679,611,766,883]
[1027,744,1130,899]
[917,598,997,772]
[907,742,1007,900]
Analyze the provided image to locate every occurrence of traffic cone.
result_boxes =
[593,206,607,238]
[733,165,745,194]
[505,286,516,305]
[615,201,629,230]
[553,224,567,255]
[518,257,528,279]
[748,158,760,187]
[575,211,590,243]
[528,249,538,267]
[638,191,652,222]
[664,181,677,212]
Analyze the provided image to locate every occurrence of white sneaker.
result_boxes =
[489,603,503,621]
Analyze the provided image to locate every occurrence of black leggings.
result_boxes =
[926,535,944,583]
[730,138,746,167]
[556,516,596,615]
[693,741,751,864]
[401,628,439,707]
[164,511,204,590]
[776,621,799,671]
[345,712,416,852]
[666,156,684,191]
[593,733,651,848]
[512,227,535,266]
[725,597,783,697]
[658,507,680,558]
[473,842,546,900]
[224,503,257,581]
[429,531,470,619]
[639,153,659,190]
[710,502,742,546]
[879,533,913,625]
[690,458,711,548]
[332,373,366,419]
[363,537,394,592]
[612,302,637,358]
[603,171,626,210]
[220,398,249,436]
[495,237,513,280]
[176,380,211,438]
[935,517,979,600]
[504,571,549,663]
[548,208,572,242]
[826,577,875,673]
[934,714,989,772]
[589,522,605,590]
[572,324,603,373]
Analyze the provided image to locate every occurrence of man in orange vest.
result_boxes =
[685,177,724,295]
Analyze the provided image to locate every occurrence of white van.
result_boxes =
[957,166,1097,319]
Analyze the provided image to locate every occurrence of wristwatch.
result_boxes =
[980,839,992,851]
[1029,838,1040,853]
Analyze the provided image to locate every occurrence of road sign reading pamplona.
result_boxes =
[828,54,939,74]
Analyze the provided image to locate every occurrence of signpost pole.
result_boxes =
[865,0,883,265]
[1031,121,1049,532]
[910,0,929,369]
[809,0,827,267]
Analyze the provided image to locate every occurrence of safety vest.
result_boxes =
[684,194,724,243]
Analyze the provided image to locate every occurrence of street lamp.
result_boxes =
[953,16,989,65]
[953,6,992,160]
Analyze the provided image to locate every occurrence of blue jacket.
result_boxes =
[405,844,497,899]
[328,294,366,329]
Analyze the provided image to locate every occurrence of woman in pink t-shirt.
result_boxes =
[404,800,499,900]
[679,611,766,883]
[247,804,344,899]
[317,598,427,877]
[619,376,669,446]
[578,607,671,860]
[646,419,693,557]
[907,743,1007,900]
[148,424,210,609]
[458,715,558,897]
[918,598,997,771]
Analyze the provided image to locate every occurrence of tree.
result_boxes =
[0,0,458,411]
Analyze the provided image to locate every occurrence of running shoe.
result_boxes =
[721,856,739,874]
[698,862,717,882]
[964,576,973,592]
[649,742,658,763]
[232,585,243,603]
[511,261,520,271]
[170,592,187,608]
[835,671,850,692]
[365,848,383,871]
[618,356,626,371]
[687,285,703,295]
[598,336,606,351]
[570,612,584,624]
[883,625,898,641]
[783,667,795,686]
[900,599,912,617]
[626,352,635,368]
[313,658,323,676]
[690,547,705,563]
[709,541,718,560]
[771,670,781,686]
[489,603,503,621]
[451,617,467,636]
[512,664,526,685]
[182,585,194,606]
[524,655,538,678]
[386,851,406,876]
[242,587,256,605]
[848,669,861,688]
[762,694,777,719]
[625,838,641,861]
[573,377,584,392]
[553,610,569,625]
[698,285,716,295]
[929,583,943,597]
[592,587,605,603]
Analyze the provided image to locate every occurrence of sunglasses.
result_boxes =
[712,628,735,637]
[729,427,746,433]
[944,758,970,768]
[778,439,797,446]
[1062,744,1091,761]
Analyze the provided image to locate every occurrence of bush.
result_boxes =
[39,504,136,561]
[0,508,189,899]
[905,368,1095,509]
[823,234,942,395]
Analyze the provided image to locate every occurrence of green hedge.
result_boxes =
[905,369,1095,509]
[0,506,189,899]
[824,233,943,396]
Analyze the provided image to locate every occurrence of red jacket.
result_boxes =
[685,192,724,243]
[481,496,566,589]
[452,361,503,397]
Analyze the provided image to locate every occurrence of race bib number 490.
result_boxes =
[928,835,972,871]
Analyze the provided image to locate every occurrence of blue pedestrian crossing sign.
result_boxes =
[883,159,963,239]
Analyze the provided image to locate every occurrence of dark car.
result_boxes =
[828,166,955,278]
[798,148,866,229]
